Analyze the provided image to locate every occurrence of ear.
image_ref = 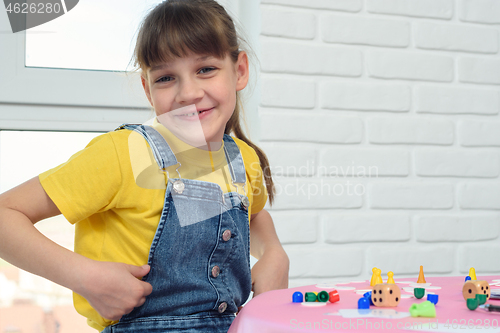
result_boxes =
[235,51,249,92]
[141,73,154,106]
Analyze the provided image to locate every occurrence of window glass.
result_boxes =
[25,0,163,71]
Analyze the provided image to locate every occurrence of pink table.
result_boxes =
[229,276,500,333]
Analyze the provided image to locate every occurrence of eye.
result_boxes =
[199,67,216,74]
[156,76,173,83]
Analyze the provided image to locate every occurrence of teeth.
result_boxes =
[182,112,199,117]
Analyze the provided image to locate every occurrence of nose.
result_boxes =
[175,77,204,105]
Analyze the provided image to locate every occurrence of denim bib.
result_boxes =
[102,124,252,333]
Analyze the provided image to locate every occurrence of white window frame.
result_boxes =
[0,0,260,135]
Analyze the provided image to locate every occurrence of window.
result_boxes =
[0,0,259,134]
[25,0,163,72]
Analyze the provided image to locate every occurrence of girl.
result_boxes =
[0,0,289,332]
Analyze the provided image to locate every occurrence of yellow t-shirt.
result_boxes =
[39,122,267,332]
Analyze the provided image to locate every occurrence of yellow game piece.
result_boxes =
[387,271,395,284]
[417,265,426,283]
[375,268,383,285]
[469,267,477,280]
[370,267,378,286]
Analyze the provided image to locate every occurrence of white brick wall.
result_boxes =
[459,0,500,24]
[258,0,500,286]
[459,57,500,85]
[415,22,499,53]
[415,85,500,115]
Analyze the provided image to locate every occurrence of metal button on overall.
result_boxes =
[211,265,220,278]
[222,229,232,242]
[218,302,228,313]
[241,196,250,209]
[172,180,185,194]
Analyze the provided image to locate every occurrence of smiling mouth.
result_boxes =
[179,108,212,117]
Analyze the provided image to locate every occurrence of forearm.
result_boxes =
[0,207,89,294]
[250,209,288,261]
[250,209,289,295]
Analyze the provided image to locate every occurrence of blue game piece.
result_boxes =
[427,294,439,305]
[358,297,370,309]
[363,291,374,305]
[292,291,304,303]
[465,276,471,282]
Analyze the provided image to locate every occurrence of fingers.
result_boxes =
[128,264,150,278]
[137,296,147,308]
[141,280,153,296]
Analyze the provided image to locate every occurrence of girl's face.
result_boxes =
[142,51,249,150]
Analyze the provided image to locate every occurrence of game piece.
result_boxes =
[467,298,479,310]
[462,280,490,301]
[414,288,425,299]
[469,267,477,280]
[476,294,487,305]
[292,291,303,303]
[417,265,426,283]
[305,292,317,302]
[375,268,383,285]
[328,290,340,303]
[387,271,395,284]
[427,294,439,305]
[465,276,471,282]
[358,297,370,309]
[410,301,436,318]
[371,283,401,307]
[363,291,374,305]
[317,291,329,302]
[370,267,378,286]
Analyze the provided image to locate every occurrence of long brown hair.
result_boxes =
[133,0,275,204]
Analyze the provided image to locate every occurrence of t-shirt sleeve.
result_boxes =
[236,139,268,215]
[38,132,123,224]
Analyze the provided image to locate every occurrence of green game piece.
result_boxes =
[414,288,425,299]
[475,294,487,305]
[409,301,436,318]
[467,298,479,310]
[305,292,317,302]
[318,291,329,302]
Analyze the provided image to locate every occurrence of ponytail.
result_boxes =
[225,96,275,205]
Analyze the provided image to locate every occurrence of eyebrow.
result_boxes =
[149,55,215,73]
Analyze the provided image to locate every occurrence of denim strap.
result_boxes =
[116,124,178,169]
[222,134,246,186]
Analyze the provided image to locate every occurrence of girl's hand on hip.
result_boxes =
[77,261,153,321]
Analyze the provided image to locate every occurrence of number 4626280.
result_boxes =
[5,2,62,14]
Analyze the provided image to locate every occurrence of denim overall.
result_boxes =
[102,124,252,333]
